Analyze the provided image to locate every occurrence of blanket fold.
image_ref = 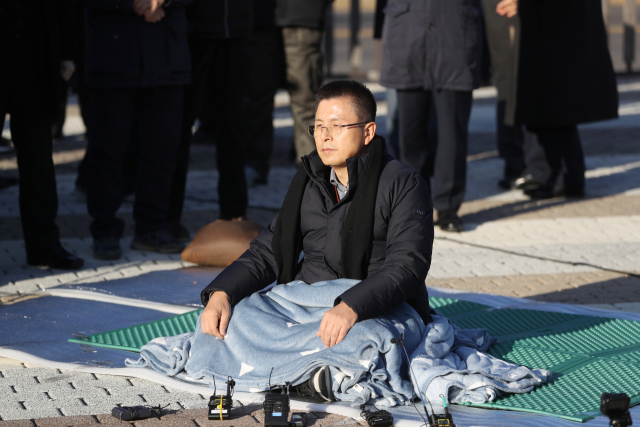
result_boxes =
[126,279,550,408]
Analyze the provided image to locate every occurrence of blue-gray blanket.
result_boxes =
[125,279,550,408]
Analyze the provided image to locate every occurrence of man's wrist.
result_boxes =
[209,291,229,301]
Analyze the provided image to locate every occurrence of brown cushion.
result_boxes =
[181,219,264,267]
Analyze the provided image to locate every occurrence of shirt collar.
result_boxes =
[329,168,349,201]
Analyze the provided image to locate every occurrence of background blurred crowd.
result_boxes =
[0,0,619,270]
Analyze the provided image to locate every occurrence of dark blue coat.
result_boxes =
[84,0,193,88]
[379,0,484,91]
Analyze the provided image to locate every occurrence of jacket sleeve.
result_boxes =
[200,215,280,307]
[335,172,433,321]
[84,0,135,12]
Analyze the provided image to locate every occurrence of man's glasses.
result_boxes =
[308,121,369,138]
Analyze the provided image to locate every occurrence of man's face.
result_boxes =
[314,97,375,169]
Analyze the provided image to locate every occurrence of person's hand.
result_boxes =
[133,0,163,16]
[496,0,517,17]
[201,291,232,339]
[144,6,165,22]
[317,302,358,348]
[61,61,75,81]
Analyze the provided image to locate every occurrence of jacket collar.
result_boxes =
[300,135,388,204]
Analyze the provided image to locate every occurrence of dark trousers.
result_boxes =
[496,100,525,176]
[87,86,183,239]
[398,88,472,214]
[242,27,285,178]
[169,36,248,222]
[529,125,585,191]
[0,61,60,256]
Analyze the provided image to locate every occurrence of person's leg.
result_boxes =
[385,88,401,158]
[516,129,551,189]
[525,125,566,197]
[561,126,585,193]
[431,89,473,216]
[168,37,216,225]
[207,37,248,220]
[496,100,524,181]
[86,87,136,241]
[283,27,324,161]
[397,89,431,183]
[133,85,184,238]
[243,27,283,182]
[7,73,61,258]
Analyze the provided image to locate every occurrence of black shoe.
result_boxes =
[514,174,543,191]
[293,366,334,403]
[556,187,585,198]
[168,222,191,242]
[27,243,84,270]
[131,230,185,254]
[93,237,122,260]
[436,211,464,233]
[523,186,555,199]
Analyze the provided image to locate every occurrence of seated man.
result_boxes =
[200,80,434,401]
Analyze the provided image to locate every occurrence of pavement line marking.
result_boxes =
[41,289,197,314]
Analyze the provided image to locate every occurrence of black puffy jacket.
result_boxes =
[201,146,434,324]
[274,0,331,30]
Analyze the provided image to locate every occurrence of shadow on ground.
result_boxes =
[528,274,640,304]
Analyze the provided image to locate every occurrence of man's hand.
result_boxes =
[133,0,163,16]
[144,6,165,22]
[317,302,358,348]
[496,0,517,17]
[61,61,75,81]
[201,291,231,339]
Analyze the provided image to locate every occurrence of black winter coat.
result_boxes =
[84,0,193,88]
[274,0,331,30]
[202,149,435,324]
[0,0,76,119]
[513,0,618,127]
[379,0,484,91]
[253,0,276,29]
[186,0,253,39]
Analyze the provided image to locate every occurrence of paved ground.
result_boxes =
[1,74,639,425]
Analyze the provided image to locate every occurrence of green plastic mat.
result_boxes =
[69,309,203,352]
[70,297,640,422]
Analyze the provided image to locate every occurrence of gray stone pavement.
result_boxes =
[1,76,640,424]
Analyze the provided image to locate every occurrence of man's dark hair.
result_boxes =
[315,80,377,123]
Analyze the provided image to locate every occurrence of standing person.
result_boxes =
[85,0,192,260]
[0,0,83,269]
[242,0,284,187]
[276,0,331,161]
[480,0,549,191]
[167,0,253,241]
[497,0,618,198]
[380,0,484,232]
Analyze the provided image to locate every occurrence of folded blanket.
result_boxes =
[126,279,550,408]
